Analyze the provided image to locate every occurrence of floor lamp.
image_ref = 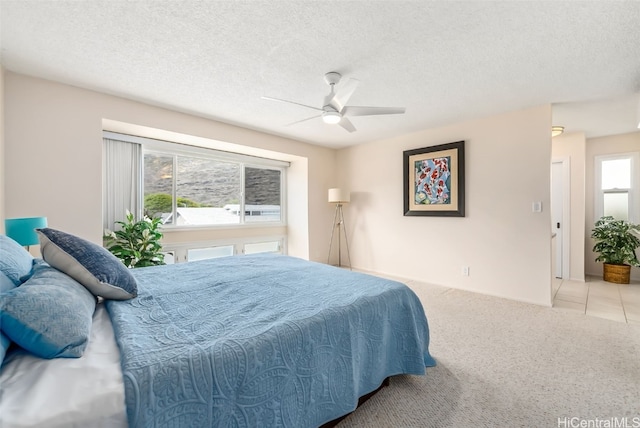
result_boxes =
[327,188,352,270]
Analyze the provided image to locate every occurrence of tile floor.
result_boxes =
[552,275,640,324]
[362,268,640,325]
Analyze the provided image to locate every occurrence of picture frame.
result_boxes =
[403,140,465,217]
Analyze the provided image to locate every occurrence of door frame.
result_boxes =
[552,157,571,280]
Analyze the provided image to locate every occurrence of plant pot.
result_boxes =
[603,263,631,284]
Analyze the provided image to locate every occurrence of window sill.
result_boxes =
[160,222,287,232]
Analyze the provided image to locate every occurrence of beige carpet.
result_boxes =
[338,279,640,428]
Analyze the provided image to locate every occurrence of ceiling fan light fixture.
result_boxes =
[551,126,565,137]
[322,110,342,124]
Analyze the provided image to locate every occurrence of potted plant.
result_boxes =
[103,210,166,268]
[590,216,640,284]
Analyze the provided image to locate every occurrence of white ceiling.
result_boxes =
[1,1,639,148]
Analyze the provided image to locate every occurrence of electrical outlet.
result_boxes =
[462,266,470,276]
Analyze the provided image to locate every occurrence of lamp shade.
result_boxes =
[5,217,48,246]
[328,188,350,204]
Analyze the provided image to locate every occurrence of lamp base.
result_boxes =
[327,203,351,270]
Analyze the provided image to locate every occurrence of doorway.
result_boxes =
[551,158,570,279]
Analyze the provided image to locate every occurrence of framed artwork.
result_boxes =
[403,140,465,217]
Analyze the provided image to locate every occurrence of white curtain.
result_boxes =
[102,138,142,232]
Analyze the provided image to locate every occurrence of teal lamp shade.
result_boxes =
[5,217,48,246]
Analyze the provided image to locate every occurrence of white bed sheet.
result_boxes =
[0,303,127,428]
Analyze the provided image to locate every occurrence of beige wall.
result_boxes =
[585,131,640,281]
[552,132,586,281]
[3,71,558,305]
[0,67,5,233]
[4,72,337,262]
[337,105,553,306]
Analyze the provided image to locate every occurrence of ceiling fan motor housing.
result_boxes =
[324,72,342,86]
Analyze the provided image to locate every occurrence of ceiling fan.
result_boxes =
[262,72,406,133]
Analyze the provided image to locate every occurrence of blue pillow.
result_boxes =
[0,270,17,294]
[0,271,18,364]
[37,228,137,300]
[0,261,96,359]
[0,234,34,285]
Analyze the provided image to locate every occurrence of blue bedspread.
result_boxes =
[106,254,435,427]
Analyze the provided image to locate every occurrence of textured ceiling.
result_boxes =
[1,0,639,148]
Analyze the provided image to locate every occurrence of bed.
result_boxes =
[0,230,436,428]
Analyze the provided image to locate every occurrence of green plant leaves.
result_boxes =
[590,216,640,267]
[103,211,166,269]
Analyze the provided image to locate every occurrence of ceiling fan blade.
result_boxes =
[285,114,322,127]
[342,106,406,117]
[261,96,323,112]
[328,78,359,112]
[338,117,357,133]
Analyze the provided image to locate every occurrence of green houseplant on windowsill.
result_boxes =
[590,216,640,284]
[103,210,166,268]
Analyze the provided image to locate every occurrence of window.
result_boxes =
[140,142,286,227]
[144,152,174,220]
[162,237,285,263]
[243,240,281,254]
[244,167,282,224]
[144,152,245,226]
[187,245,235,261]
[163,251,176,265]
[103,132,289,261]
[595,153,639,223]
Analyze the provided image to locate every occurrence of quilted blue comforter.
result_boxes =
[106,254,435,427]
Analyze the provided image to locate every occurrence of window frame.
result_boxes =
[105,132,288,230]
[594,152,640,223]
[162,235,287,263]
